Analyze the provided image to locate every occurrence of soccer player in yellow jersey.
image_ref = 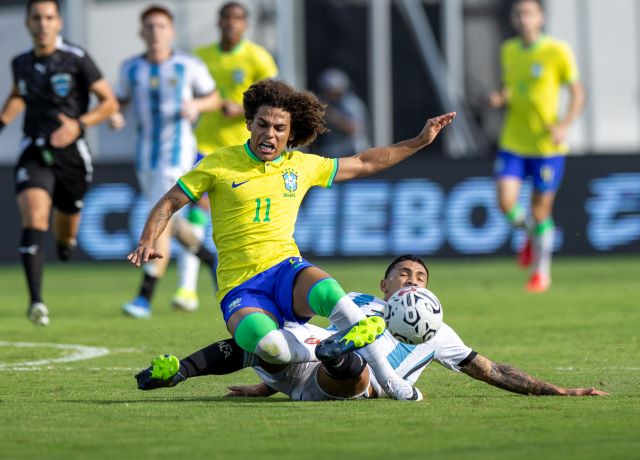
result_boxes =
[193,2,278,153]
[489,0,584,293]
[174,2,279,312]
[128,79,455,401]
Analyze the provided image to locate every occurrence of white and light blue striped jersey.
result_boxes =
[337,292,474,386]
[117,51,215,173]
[256,292,475,400]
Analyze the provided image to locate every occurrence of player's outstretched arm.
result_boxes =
[460,354,608,396]
[127,185,191,266]
[334,112,455,183]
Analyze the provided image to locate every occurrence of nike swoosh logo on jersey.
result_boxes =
[231,180,250,188]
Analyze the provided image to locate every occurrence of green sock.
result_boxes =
[505,203,526,227]
[307,278,346,317]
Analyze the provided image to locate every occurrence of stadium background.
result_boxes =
[0,0,638,262]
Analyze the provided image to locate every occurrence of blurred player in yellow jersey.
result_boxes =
[174,1,279,312]
[489,0,584,293]
[128,78,455,400]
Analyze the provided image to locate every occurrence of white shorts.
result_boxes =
[252,323,371,401]
[136,168,184,205]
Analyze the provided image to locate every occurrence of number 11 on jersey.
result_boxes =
[253,197,271,222]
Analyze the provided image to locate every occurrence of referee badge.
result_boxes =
[50,73,72,97]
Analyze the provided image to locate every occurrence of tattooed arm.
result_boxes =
[127,185,191,267]
[460,354,608,396]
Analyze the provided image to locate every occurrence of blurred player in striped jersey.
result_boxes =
[135,254,606,400]
[173,1,280,312]
[489,0,584,292]
[110,5,221,318]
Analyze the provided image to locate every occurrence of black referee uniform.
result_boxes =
[12,36,102,213]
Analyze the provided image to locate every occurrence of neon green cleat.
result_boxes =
[172,287,199,312]
[315,316,386,362]
[135,354,185,390]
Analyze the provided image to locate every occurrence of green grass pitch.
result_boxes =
[0,256,638,459]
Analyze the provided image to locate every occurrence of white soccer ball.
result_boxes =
[384,287,443,345]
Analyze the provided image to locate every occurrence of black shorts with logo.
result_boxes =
[14,138,93,214]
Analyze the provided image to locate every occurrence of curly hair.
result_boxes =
[243,79,327,148]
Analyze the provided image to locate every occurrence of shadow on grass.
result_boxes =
[60,396,298,405]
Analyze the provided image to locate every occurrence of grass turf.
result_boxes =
[0,256,638,459]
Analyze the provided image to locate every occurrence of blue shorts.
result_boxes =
[494,150,566,193]
[219,257,314,327]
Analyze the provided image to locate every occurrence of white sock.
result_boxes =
[255,329,316,364]
[532,226,554,277]
[177,224,204,291]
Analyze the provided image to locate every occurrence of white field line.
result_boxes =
[0,341,110,370]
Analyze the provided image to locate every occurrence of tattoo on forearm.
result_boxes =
[143,194,181,242]
[462,355,560,396]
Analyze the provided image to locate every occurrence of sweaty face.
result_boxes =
[380,260,429,301]
[219,5,247,46]
[247,106,293,161]
[141,13,175,55]
[511,0,544,39]
[26,1,62,51]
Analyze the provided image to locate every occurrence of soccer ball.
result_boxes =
[384,287,443,345]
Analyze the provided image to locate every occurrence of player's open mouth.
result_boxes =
[258,142,276,154]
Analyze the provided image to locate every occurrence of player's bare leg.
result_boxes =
[497,177,533,267]
[171,214,218,309]
[174,197,211,311]
[527,191,556,292]
[17,188,52,326]
[53,210,80,261]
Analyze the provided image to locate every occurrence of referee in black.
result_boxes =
[0,0,118,326]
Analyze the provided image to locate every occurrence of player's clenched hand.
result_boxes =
[180,100,200,123]
[127,243,163,267]
[50,113,82,148]
[221,101,244,118]
[548,123,568,145]
[418,112,456,146]
[109,112,126,131]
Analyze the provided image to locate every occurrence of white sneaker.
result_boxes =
[172,288,199,312]
[28,302,50,326]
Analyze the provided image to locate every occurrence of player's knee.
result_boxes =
[254,330,292,364]
[307,278,346,317]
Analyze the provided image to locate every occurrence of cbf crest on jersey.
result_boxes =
[531,63,543,78]
[232,69,245,84]
[282,168,298,197]
[50,73,72,97]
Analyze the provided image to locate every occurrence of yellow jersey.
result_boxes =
[193,41,279,153]
[499,35,579,157]
[177,143,338,301]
